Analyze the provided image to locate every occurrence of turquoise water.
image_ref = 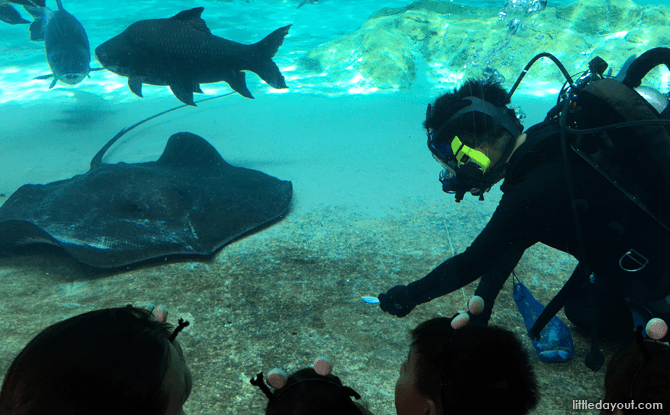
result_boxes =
[1,1,668,414]
[1,0,668,102]
[0,0,665,103]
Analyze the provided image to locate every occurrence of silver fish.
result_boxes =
[24,0,95,88]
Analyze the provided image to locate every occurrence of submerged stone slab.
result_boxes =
[297,0,670,94]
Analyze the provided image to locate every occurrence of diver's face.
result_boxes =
[395,346,441,415]
[162,340,193,415]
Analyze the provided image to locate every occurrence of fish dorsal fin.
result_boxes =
[157,132,230,170]
[170,7,211,35]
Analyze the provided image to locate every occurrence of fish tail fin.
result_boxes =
[23,5,46,41]
[247,25,291,90]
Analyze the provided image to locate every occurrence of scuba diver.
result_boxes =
[378,48,670,368]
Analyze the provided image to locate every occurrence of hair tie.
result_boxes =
[342,386,361,400]
[251,356,362,402]
[634,318,669,362]
[155,305,168,324]
[266,368,288,389]
[451,295,485,330]
[645,318,668,341]
[313,357,332,376]
[169,318,190,342]
[250,373,276,402]
[629,318,670,397]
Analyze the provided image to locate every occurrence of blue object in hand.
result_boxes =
[513,281,574,363]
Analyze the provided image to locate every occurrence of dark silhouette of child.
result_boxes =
[395,316,539,415]
[0,305,191,415]
[251,356,373,415]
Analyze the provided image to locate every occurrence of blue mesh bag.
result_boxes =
[513,281,574,362]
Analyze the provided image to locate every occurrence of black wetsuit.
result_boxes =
[380,121,670,340]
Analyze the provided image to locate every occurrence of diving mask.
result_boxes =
[428,135,492,198]
[428,140,492,200]
[425,96,523,202]
[428,135,491,172]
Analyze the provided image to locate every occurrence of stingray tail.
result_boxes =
[245,25,291,90]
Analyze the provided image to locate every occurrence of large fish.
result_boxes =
[0,4,29,24]
[1,0,45,7]
[0,0,43,25]
[95,7,291,106]
[24,0,95,88]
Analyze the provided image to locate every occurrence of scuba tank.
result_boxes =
[506,48,670,370]
[565,68,670,229]
[511,49,670,229]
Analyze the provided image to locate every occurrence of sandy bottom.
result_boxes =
[0,90,613,414]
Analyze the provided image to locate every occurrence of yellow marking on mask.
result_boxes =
[450,136,491,170]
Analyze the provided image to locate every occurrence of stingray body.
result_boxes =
[0,132,293,268]
[94,7,290,106]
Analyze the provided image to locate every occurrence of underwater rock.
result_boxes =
[297,0,670,94]
[502,0,547,16]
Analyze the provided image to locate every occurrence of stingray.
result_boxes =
[0,100,292,268]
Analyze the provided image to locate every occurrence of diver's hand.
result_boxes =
[379,285,416,317]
